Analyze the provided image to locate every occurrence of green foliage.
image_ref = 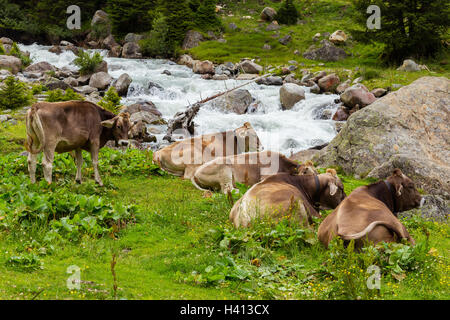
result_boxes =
[275,0,300,25]
[139,14,171,57]
[31,83,47,95]
[163,0,193,54]
[73,49,103,75]
[6,253,43,271]
[98,86,122,114]
[45,88,84,102]
[106,0,156,38]
[9,42,32,67]
[0,76,33,110]
[194,0,222,31]
[0,42,5,55]
[355,67,381,81]
[352,0,450,63]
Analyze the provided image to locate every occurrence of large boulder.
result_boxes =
[178,54,195,68]
[0,55,22,74]
[124,33,144,43]
[280,83,305,110]
[340,84,376,109]
[89,71,112,90]
[303,40,347,62]
[261,7,277,22]
[91,10,112,36]
[209,89,254,114]
[182,30,204,50]
[121,42,142,59]
[113,73,132,96]
[315,77,450,199]
[193,60,215,74]
[239,60,263,74]
[102,34,119,50]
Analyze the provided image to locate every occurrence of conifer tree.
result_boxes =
[194,0,222,30]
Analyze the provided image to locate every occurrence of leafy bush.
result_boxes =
[0,76,33,110]
[73,49,103,75]
[9,42,32,67]
[98,86,122,114]
[45,88,84,102]
[139,14,171,57]
[275,0,300,25]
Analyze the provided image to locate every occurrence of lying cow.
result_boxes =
[26,101,131,186]
[229,169,346,228]
[191,151,301,194]
[318,169,422,249]
[153,122,262,179]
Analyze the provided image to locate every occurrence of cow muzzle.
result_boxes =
[118,139,130,147]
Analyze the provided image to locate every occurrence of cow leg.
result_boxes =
[90,146,103,186]
[220,167,237,194]
[75,149,83,184]
[42,146,55,184]
[27,152,38,184]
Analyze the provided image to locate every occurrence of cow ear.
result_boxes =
[101,118,116,128]
[329,181,338,196]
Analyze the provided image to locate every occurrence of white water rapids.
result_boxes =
[19,43,340,155]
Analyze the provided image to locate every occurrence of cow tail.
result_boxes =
[191,175,208,191]
[338,221,406,242]
[25,107,45,154]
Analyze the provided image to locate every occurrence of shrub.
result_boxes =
[73,49,103,75]
[0,76,33,110]
[352,0,450,64]
[31,83,47,95]
[139,14,171,57]
[194,0,222,31]
[9,42,32,67]
[275,0,300,25]
[45,89,84,102]
[98,86,122,114]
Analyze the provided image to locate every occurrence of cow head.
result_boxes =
[298,160,318,175]
[386,169,422,212]
[101,112,131,146]
[317,169,346,209]
[234,122,263,152]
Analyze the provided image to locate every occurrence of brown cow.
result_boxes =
[153,122,262,179]
[191,151,301,194]
[25,101,131,186]
[229,169,346,228]
[318,169,422,249]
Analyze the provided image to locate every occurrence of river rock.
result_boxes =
[371,88,388,98]
[397,59,421,72]
[315,76,450,199]
[102,34,119,50]
[212,74,229,81]
[63,77,79,87]
[124,33,144,43]
[236,74,259,80]
[108,45,122,58]
[0,55,22,74]
[239,60,263,74]
[310,83,321,94]
[182,30,204,50]
[89,71,112,90]
[256,76,283,86]
[77,74,91,85]
[280,83,305,110]
[121,42,142,59]
[0,37,13,45]
[122,101,162,117]
[266,21,280,31]
[113,73,132,96]
[24,61,57,74]
[74,85,97,95]
[130,111,165,125]
[261,7,277,22]
[279,34,292,46]
[332,106,349,121]
[193,60,215,74]
[340,84,376,109]
[178,54,194,68]
[45,79,71,91]
[336,79,351,94]
[91,10,112,35]
[210,89,253,114]
[318,73,340,93]
[303,40,347,62]
[49,45,62,54]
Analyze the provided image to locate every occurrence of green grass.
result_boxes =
[0,122,448,300]
[189,0,449,90]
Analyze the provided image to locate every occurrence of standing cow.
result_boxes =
[318,169,422,249]
[25,101,131,186]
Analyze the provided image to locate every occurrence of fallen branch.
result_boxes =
[164,73,273,142]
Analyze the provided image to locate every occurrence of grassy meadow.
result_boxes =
[0,121,448,300]
[189,0,450,91]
